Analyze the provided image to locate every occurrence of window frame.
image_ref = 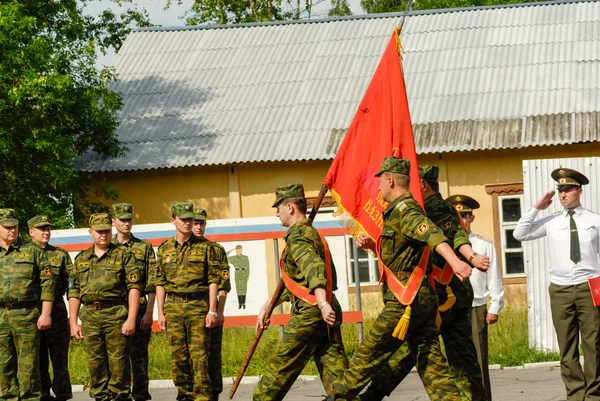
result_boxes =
[497,194,526,277]
[345,235,380,286]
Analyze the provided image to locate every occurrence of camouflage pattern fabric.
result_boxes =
[228,254,249,295]
[209,242,230,397]
[331,192,462,401]
[253,218,348,400]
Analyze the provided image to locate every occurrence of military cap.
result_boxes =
[89,213,112,230]
[374,157,410,177]
[446,195,480,213]
[272,184,305,207]
[236,244,243,250]
[28,215,52,229]
[193,208,207,221]
[551,168,589,189]
[112,203,134,220]
[0,209,18,227]
[171,202,195,219]
[419,165,439,182]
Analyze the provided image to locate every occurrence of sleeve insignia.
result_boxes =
[222,271,229,280]
[43,267,53,276]
[441,221,452,231]
[417,223,429,235]
[128,273,139,283]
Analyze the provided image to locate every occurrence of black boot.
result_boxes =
[359,383,386,401]
[212,392,219,401]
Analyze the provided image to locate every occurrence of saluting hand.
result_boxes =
[471,254,490,273]
[450,260,472,281]
[320,303,336,327]
[534,190,555,210]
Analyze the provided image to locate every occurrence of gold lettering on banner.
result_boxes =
[363,199,385,230]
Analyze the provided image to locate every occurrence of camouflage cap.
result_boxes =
[89,213,112,231]
[0,209,18,227]
[419,165,439,181]
[111,203,134,220]
[193,208,207,221]
[445,194,480,213]
[551,168,589,189]
[171,202,195,219]
[28,215,53,229]
[236,244,243,250]
[272,184,305,207]
[374,157,410,177]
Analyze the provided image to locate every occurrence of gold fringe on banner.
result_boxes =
[329,189,372,241]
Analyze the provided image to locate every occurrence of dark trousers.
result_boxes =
[40,301,72,401]
[208,325,223,397]
[471,304,491,401]
[130,303,152,401]
[549,282,600,401]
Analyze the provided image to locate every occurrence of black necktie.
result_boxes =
[568,210,580,264]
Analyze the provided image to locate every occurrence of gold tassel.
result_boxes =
[437,286,456,313]
[392,305,411,340]
[436,311,442,331]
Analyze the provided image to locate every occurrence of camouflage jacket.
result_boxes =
[155,234,223,294]
[280,218,338,303]
[210,241,231,292]
[0,240,54,303]
[111,234,156,295]
[34,242,72,298]
[70,243,143,303]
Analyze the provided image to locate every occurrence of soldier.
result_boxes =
[227,245,249,309]
[359,164,489,401]
[68,213,142,401]
[332,158,471,401]
[192,207,231,401]
[253,183,347,401]
[110,203,156,401]
[447,195,504,401]
[29,215,73,401]
[155,202,225,401]
[0,208,54,401]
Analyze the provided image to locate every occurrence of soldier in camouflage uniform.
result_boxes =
[155,202,226,401]
[227,245,249,309]
[68,213,143,401]
[359,164,489,401]
[253,184,348,401]
[192,208,231,401]
[0,208,54,401]
[111,203,156,401]
[28,215,73,401]
[332,158,472,401]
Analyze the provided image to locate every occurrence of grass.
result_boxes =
[68,305,560,383]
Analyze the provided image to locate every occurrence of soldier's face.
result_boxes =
[460,213,474,231]
[0,224,18,245]
[89,228,111,248]
[378,174,393,202]
[558,187,582,209]
[30,225,51,245]
[193,220,206,237]
[112,217,133,234]
[172,216,193,235]
[236,248,242,255]
[275,202,292,227]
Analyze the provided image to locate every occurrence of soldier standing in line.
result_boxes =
[359,164,489,401]
[332,158,470,401]
[68,213,142,401]
[253,183,348,401]
[0,208,54,401]
[192,207,231,401]
[110,203,156,401]
[28,215,73,401]
[227,245,249,309]
[155,202,225,401]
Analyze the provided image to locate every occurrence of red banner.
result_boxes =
[323,28,422,240]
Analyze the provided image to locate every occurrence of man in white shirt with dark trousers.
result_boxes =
[447,194,504,401]
[514,168,600,401]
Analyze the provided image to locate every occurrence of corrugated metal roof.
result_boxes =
[76,0,600,172]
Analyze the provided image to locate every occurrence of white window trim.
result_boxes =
[498,194,526,277]
[346,236,380,286]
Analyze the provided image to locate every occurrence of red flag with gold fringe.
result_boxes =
[324,27,422,240]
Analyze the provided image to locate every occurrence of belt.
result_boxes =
[0,301,39,311]
[84,300,127,310]
[167,292,207,302]
[235,268,247,270]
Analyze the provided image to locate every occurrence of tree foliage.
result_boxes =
[0,0,149,229]
[328,0,352,16]
[361,0,548,15]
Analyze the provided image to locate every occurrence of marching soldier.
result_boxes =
[155,202,225,401]
[227,245,249,309]
[0,208,54,401]
[68,213,143,401]
[193,207,231,401]
[29,215,73,401]
[253,184,348,401]
[111,203,156,401]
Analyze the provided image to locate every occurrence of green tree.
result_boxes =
[0,0,149,229]
[361,0,547,14]
[328,0,352,16]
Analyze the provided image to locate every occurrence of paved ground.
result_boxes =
[71,365,568,400]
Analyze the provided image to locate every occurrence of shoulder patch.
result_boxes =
[43,267,53,276]
[417,222,430,235]
[441,221,453,231]
[475,234,493,243]
[127,273,139,283]
[398,201,408,213]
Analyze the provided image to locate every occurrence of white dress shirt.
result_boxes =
[513,205,600,285]
[469,232,504,315]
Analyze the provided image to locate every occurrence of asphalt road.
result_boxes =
[71,364,568,400]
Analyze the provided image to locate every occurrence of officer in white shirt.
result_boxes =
[514,168,600,401]
[447,194,504,401]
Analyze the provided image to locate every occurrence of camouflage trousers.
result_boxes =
[332,281,462,401]
[130,302,152,401]
[208,325,223,396]
[0,307,41,401]
[40,300,72,401]
[80,304,131,401]
[253,297,348,401]
[369,285,486,401]
[165,297,211,401]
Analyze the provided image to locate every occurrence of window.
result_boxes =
[346,236,380,285]
[498,195,525,276]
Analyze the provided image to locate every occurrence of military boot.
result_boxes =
[359,383,386,401]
